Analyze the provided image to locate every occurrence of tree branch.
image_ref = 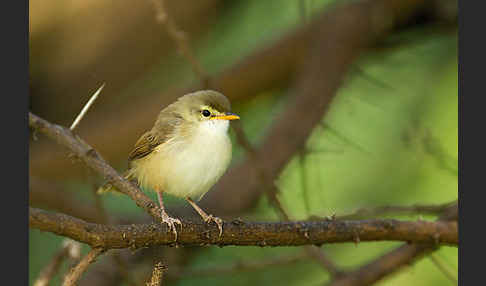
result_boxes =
[62,247,105,286]
[145,261,167,286]
[29,112,164,224]
[30,207,457,249]
[327,244,436,286]
[33,239,81,286]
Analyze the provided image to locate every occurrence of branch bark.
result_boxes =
[29,112,163,223]
[30,207,457,249]
[62,247,105,286]
[145,261,167,286]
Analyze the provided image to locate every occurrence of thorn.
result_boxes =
[304,231,310,239]
[70,83,105,131]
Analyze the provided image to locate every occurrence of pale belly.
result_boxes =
[131,127,232,200]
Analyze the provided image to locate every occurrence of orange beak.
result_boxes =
[211,112,240,120]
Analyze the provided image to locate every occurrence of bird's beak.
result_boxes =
[211,112,240,121]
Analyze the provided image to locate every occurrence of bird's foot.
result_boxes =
[203,214,223,238]
[160,212,182,241]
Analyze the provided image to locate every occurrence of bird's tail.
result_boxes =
[96,169,135,195]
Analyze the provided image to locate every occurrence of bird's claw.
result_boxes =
[160,213,182,241]
[204,215,223,238]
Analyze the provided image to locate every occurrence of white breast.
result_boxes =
[132,119,232,200]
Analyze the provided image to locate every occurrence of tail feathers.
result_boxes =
[96,170,134,195]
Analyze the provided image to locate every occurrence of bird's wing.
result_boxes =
[127,131,163,161]
[128,106,181,162]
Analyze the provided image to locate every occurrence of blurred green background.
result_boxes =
[29,0,457,285]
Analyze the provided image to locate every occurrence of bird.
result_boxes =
[99,90,240,239]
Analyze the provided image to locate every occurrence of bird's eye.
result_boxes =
[202,109,211,117]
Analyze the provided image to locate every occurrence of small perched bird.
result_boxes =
[99,90,239,238]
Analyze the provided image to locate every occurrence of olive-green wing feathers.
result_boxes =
[128,131,163,161]
[127,113,179,162]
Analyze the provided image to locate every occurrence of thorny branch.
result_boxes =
[29,112,165,225]
[28,1,458,284]
[30,207,458,249]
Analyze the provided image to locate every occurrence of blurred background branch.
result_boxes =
[327,203,457,286]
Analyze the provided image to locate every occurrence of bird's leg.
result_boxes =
[186,197,223,237]
[156,191,182,241]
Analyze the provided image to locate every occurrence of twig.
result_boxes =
[88,182,139,286]
[33,247,69,286]
[70,83,105,131]
[149,0,210,88]
[428,253,457,285]
[146,261,167,286]
[305,246,345,278]
[29,112,164,224]
[62,247,105,286]
[33,239,81,286]
[30,207,458,249]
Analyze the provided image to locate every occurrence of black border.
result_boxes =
[458,0,480,285]
[1,0,29,284]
